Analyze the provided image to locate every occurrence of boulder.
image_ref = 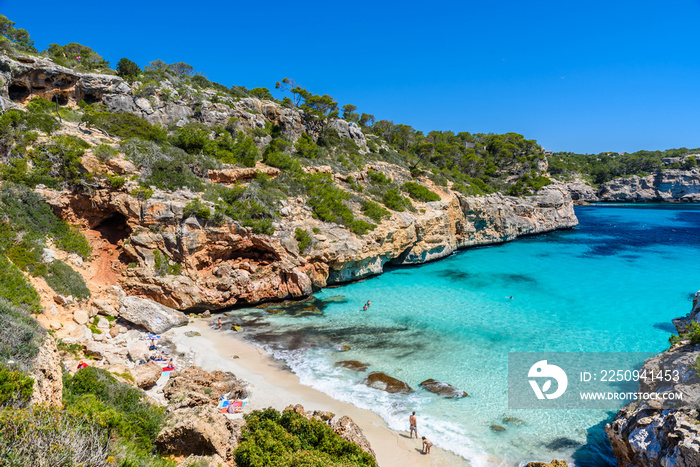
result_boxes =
[363,372,413,394]
[420,379,468,398]
[73,309,89,325]
[131,362,163,388]
[127,340,150,363]
[490,425,506,432]
[333,415,376,459]
[92,299,118,317]
[335,360,370,372]
[163,366,247,409]
[118,296,188,333]
[155,405,236,460]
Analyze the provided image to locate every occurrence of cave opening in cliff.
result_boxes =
[51,93,69,106]
[82,93,100,105]
[95,213,131,245]
[8,83,30,102]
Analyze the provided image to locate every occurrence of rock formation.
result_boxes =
[605,291,700,467]
[420,379,468,398]
[363,372,413,394]
[118,296,188,333]
[597,170,700,202]
[28,335,63,406]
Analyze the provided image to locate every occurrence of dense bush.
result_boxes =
[361,200,390,223]
[82,111,167,143]
[205,176,283,235]
[153,249,182,277]
[401,182,440,202]
[43,259,90,300]
[0,406,111,467]
[0,297,43,368]
[44,42,110,71]
[183,198,212,220]
[295,228,312,253]
[235,408,375,467]
[0,365,34,407]
[381,189,412,212]
[670,321,700,346]
[63,367,166,452]
[0,255,42,313]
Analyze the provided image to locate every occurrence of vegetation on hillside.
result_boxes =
[235,408,376,467]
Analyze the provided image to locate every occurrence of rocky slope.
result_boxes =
[605,292,700,467]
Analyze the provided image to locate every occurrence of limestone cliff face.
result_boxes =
[28,335,63,406]
[43,179,576,310]
[605,292,700,467]
[597,170,700,202]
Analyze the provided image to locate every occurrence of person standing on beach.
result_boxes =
[409,412,418,438]
[218,317,222,329]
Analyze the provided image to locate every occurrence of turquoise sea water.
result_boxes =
[228,204,700,466]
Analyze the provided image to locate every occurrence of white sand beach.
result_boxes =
[167,317,474,467]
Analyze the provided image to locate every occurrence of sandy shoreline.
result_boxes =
[167,317,473,467]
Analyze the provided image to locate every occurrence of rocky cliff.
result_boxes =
[597,170,700,202]
[561,170,700,204]
[605,292,700,467]
[43,177,576,310]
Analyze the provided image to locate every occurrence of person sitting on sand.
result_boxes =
[422,436,432,454]
[409,411,418,439]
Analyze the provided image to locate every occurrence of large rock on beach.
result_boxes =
[118,296,188,334]
[420,379,468,398]
[363,372,413,394]
[131,361,163,388]
[155,405,237,460]
[525,461,568,467]
[163,366,247,409]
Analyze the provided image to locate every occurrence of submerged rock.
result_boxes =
[363,372,413,394]
[335,360,370,371]
[490,424,506,432]
[503,416,525,426]
[525,461,568,467]
[420,379,468,398]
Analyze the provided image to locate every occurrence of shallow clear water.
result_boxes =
[229,204,700,466]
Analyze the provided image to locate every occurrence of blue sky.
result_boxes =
[2,0,700,153]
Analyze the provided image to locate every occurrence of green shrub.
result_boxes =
[295,228,312,253]
[56,339,83,357]
[0,365,33,407]
[105,173,126,189]
[0,297,44,368]
[368,169,392,184]
[63,367,166,452]
[670,321,700,346]
[235,408,376,467]
[153,250,182,277]
[0,257,41,313]
[93,144,118,162]
[361,200,390,223]
[401,182,440,202]
[183,198,211,220]
[381,189,412,212]
[82,111,167,143]
[26,135,90,187]
[43,260,90,300]
[0,406,111,467]
[264,151,302,172]
[144,160,203,192]
[295,133,321,159]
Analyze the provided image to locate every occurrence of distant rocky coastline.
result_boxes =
[563,169,700,204]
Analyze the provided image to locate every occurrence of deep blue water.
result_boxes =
[229,204,700,466]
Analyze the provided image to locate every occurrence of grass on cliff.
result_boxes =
[235,408,376,467]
